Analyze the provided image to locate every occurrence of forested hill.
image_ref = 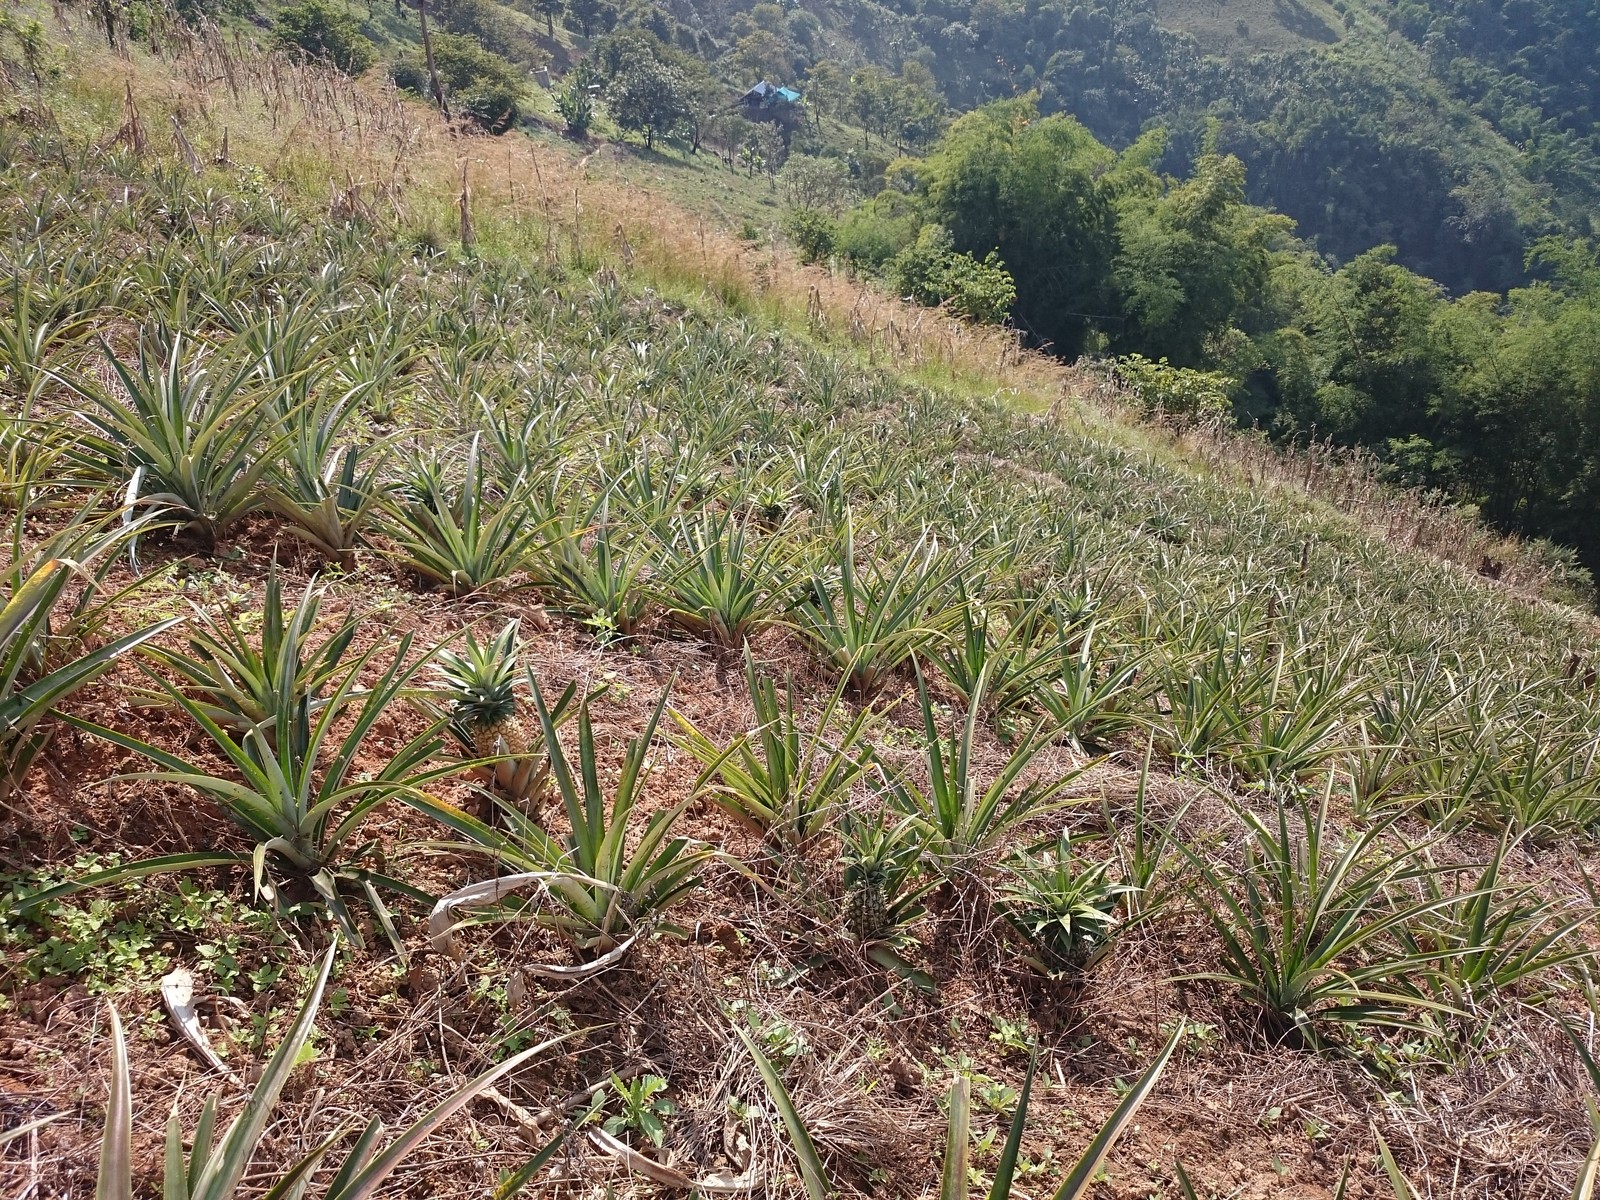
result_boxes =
[662,0,1600,297]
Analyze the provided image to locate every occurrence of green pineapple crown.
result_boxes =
[998,832,1127,971]
[435,619,522,727]
[841,812,893,883]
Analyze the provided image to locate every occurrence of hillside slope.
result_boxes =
[2,21,1600,1200]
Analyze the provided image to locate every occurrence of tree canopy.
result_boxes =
[809,92,1600,574]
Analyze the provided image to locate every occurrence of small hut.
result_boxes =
[737,80,803,126]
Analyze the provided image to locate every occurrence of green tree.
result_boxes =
[923,96,1117,357]
[754,122,787,178]
[731,28,794,84]
[699,109,743,167]
[392,30,520,94]
[566,0,606,36]
[672,54,724,153]
[439,0,520,59]
[777,153,854,213]
[848,66,899,143]
[1428,288,1596,543]
[273,0,374,73]
[1309,246,1446,443]
[803,59,849,127]
[1111,154,1291,366]
[834,190,921,270]
[892,61,945,150]
[606,47,689,148]
[531,0,562,36]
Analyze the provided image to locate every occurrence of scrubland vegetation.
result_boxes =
[3,11,1600,1200]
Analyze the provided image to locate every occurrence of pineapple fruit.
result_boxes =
[435,620,548,821]
[841,810,920,943]
[843,855,889,942]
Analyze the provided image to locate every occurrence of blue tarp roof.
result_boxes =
[741,80,802,104]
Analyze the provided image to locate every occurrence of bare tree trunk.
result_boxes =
[417,0,448,116]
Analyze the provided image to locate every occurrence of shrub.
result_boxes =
[783,207,836,264]
[460,82,521,133]
[886,223,952,304]
[886,224,1016,324]
[834,193,919,271]
[272,0,374,74]
[1114,353,1235,424]
[937,249,1015,323]
[391,31,524,131]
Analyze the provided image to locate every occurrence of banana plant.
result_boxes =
[95,944,575,1200]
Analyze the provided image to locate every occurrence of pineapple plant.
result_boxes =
[840,808,932,943]
[996,832,1128,975]
[435,620,548,820]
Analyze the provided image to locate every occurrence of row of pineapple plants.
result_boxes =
[3,121,1600,1193]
